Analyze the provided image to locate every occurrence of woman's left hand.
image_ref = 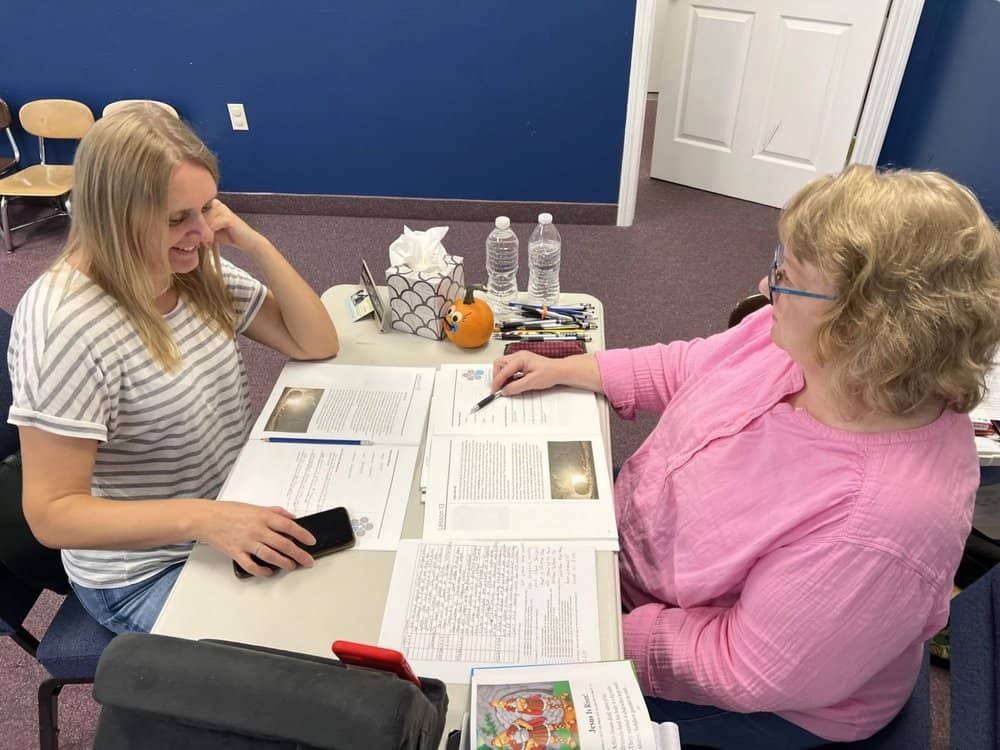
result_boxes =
[205,199,269,255]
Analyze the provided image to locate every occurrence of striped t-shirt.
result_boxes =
[8,258,266,588]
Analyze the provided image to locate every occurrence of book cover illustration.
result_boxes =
[475,680,579,750]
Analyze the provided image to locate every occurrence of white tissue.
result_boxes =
[388,226,451,273]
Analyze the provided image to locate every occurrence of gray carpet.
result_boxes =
[0,98,949,749]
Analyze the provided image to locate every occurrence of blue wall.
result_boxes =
[879,0,1000,219]
[3,1,636,203]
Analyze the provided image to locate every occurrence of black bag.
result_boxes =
[93,633,449,750]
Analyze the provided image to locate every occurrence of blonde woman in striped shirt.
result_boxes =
[8,104,339,632]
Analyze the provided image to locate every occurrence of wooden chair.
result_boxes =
[102,99,178,119]
[0,98,19,178]
[0,99,94,253]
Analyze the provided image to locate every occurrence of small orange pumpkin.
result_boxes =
[443,286,494,348]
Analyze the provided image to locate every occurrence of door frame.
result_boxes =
[616,0,926,227]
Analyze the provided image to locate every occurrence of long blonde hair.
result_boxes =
[781,165,1000,415]
[63,104,236,371]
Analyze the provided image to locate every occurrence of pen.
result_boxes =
[470,372,524,414]
[507,304,594,319]
[508,301,593,312]
[497,320,596,331]
[506,305,577,323]
[494,333,592,341]
[470,390,505,413]
[265,437,374,446]
[495,327,589,335]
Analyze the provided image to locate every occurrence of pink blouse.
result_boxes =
[596,307,976,741]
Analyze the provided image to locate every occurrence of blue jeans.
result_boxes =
[71,563,184,634]
[644,696,828,750]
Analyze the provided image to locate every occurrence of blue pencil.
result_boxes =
[265,437,373,446]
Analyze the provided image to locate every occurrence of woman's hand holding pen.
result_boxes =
[193,501,316,577]
[491,351,604,397]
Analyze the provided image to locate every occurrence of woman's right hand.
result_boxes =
[492,351,603,396]
[196,501,317,577]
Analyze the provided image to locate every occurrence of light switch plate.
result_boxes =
[227,103,249,131]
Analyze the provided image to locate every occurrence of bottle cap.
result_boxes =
[538,213,552,224]
[495,216,511,230]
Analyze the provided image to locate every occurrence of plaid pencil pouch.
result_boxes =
[503,340,587,358]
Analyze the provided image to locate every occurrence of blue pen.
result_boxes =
[508,302,593,314]
[265,437,374,446]
[506,306,577,323]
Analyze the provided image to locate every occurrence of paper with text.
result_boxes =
[378,541,601,684]
[251,362,434,444]
[220,440,418,549]
[422,435,617,546]
[470,660,658,750]
[430,365,603,436]
[423,365,617,546]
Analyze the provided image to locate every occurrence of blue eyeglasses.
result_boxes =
[768,243,836,302]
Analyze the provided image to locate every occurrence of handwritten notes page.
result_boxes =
[422,365,617,546]
[378,540,601,684]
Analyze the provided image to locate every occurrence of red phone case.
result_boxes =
[331,639,422,688]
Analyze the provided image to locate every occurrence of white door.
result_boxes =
[649,0,890,207]
[647,0,674,93]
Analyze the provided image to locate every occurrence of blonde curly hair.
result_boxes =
[780,164,1000,415]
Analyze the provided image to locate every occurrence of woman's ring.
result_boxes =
[253,543,263,559]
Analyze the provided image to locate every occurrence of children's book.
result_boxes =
[469,660,680,750]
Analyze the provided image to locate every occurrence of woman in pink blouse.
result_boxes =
[493,166,1000,747]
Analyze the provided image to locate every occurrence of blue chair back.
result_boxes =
[823,646,930,749]
[950,563,999,750]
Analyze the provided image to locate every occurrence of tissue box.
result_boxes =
[385,255,465,340]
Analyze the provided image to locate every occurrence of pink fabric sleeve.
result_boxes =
[623,539,936,712]
[596,338,711,419]
[595,311,768,419]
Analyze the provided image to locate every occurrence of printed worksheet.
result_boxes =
[422,436,617,545]
[251,362,435,444]
[378,541,601,684]
[422,364,617,546]
[220,440,418,549]
[429,364,603,436]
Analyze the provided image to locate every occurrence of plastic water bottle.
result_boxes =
[527,212,561,305]
[485,216,519,314]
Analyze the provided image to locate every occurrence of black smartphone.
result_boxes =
[233,506,356,579]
